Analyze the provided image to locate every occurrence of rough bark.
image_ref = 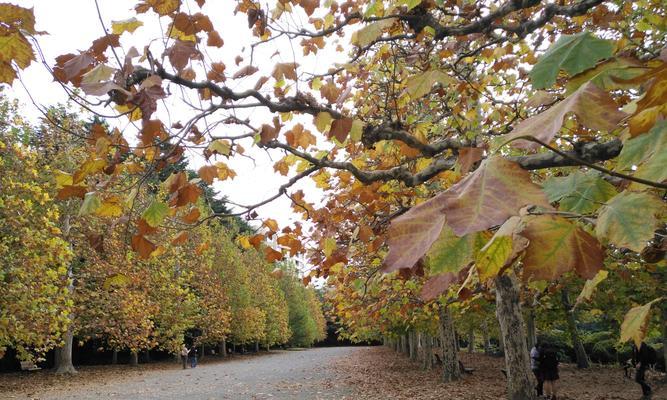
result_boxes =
[219,340,227,358]
[526,307,536,351]
[482,320,491,355]
[130,351,139,366]
[409,330,417,360]
[663,306,667,372]
[468,327,474,353]
[561,288,590,369]
[438,306,461,382]
[495,273,536,400]
[422,335,433,370]
[53,327,77,374]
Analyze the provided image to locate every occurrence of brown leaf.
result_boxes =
[170,183,201,207]
[272,62,298,81]
[206,62,226,82]
[254,76,269,90]
[131,234,157,259]
[264,247,284,263]
[180,208,200,224]
[89,34,120,59]
[207,30,224,47]
[420,272,458,301]
[171,231,189,245]
[164,171,187,193]
[232,65,259,79]
[198,165,218,184]
[329,118,353,143]
[457,147,484,175]
[163,40,202,72]
[56,185,88,200]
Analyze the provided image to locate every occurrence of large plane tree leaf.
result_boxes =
[596,191,665,252]
[620,298,664,347]
[419,272,458,302]
[521,215,604,281]
[405,70,454,99]
[542,170,617,214]
[530,32,614,89]
[475,217,528,282]
[505,82,626,149]
[383,195,450,272]
[426,225,486,274]
[575,270,608,307]
[440,156,551,236]
[616,121,667,172]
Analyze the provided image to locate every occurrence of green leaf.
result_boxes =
[142,201,169,227]
[543,171,617,214]
[565,57,644,94]
[620,298,664,347]
[596,191,665,252]
[405,69,453,99]
[616,121,667,171]
[504,82,627,150]
[207,139,231,156]
[521,215,604,281]
[475,217,528,282]
[79,192,101,216]
[530,32,614,89]
[426,225,485,274]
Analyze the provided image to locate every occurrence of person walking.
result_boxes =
[180,344,190,369]
[189,345,198,368]
[540,344,559,400]
[632,342,656,399]
[530,340,544,397]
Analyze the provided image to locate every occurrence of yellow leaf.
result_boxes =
[314,111,333,133]
[111,17,143,35]
[323,237,337,257]
[620,298,664,347]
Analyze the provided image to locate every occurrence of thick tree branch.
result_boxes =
[510,139,622,170]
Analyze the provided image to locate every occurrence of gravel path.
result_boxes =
[5,347,366,400]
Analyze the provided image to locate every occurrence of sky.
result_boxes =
[10,0,343,229]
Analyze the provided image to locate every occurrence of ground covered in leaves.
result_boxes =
[333,347,667,400]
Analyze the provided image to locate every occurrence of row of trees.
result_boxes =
[0,98,325,372]
[1,1,665,398]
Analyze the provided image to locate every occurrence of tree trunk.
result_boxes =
[409,330,417,360]
[495,273,536,400]
[143,350,151,363]
[438,306,461,382]
[662,306,667,372]
[526,307,536,351]
[482,320,491,355]
[468,326,474,353]
[255,341,259,353]
[219,341,227,358]
[129,351,138,367]
[53,327,77,374]
[111,349,118,365]
[561,287,590,369]
[232,343,236,354]
[423,335,433,370]
[401,334,408,355]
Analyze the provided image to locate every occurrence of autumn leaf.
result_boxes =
[419,272,457,302]
[96,197,124,217]
[131,234,157,259]
[351,18,395,48]
[504,82,627,150]
[79,192,101,216]
[565,57,644,94]
[207,30,224,47]
[595,191,665,252]
[198,165,218,184]
[575,270,608,307]
[475,217,528,282]
[264,247,283,263]
[620,298,664,347]
[135,0,179,16]
[530,32,614,89]
[142,200,169,227]
[440,156,551,236]
[521,215,604,281]
[0,32,35,84]
[232,65,259,79]
[329,118,353,143]
[56,185,87,200]
[111,17,143,35]
[164,40,202,72]
[215,162,236,180]
[272,62,298,81]
[180,207,200,224]
[285,124,316,149]
[404,70,454,99]
[457,147,484,175]
[384,195,449,272]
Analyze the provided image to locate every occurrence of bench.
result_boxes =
[19,360,41,371]
[433,354,475,374]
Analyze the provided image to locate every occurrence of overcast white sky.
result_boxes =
[10,0,343,229]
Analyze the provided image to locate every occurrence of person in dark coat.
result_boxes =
[189,345,198,368]
[632,342,655,399]
[530,340,544,396]
[540,345,559,400]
